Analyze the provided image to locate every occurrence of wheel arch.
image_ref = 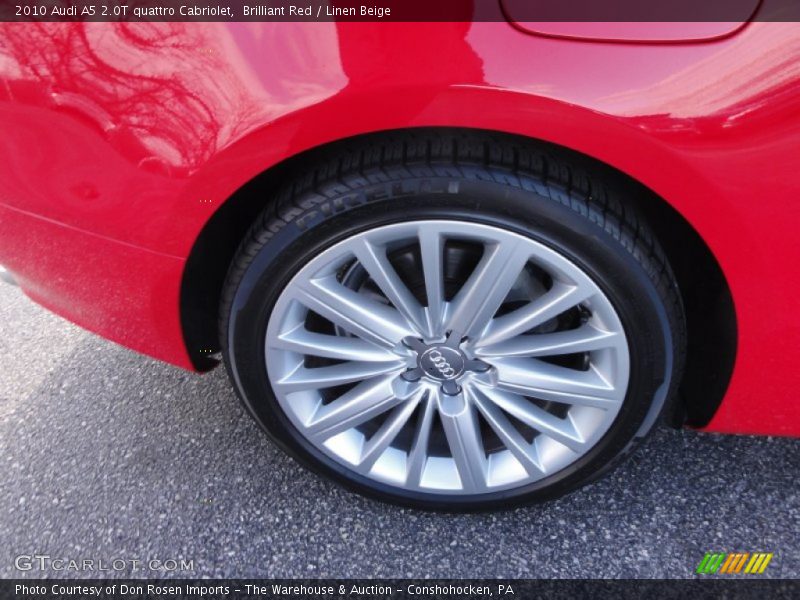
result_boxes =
[180,126,736,428]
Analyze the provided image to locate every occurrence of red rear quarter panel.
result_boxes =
[0,21,798,435]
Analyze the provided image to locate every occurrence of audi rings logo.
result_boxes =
[420,347,464,380]
[428,350,457,377]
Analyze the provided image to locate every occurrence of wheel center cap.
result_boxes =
[401,334,491,396]
[419,346,465,381]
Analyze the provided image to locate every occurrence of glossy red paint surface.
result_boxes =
[0,19,798,435]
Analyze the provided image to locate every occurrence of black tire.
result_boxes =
[220,130,686,510]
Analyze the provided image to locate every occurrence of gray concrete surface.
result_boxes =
[1,283,797,579]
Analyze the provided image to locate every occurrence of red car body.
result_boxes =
[0,18,798,435]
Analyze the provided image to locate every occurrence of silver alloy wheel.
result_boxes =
[265,220,630,495]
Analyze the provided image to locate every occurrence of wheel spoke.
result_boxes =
[476,282,594,347]
[475,323,622,359]
[472,389,545,477]
[357,389,424,473]
[437,388,488,492]
[445,239,530,338]
[406,392,435,487]
[417,224,445,337]
[274,325,403,362]
[297,275,415,347]
[477,385,587,453]
[352,239,426,333]
[276,360,404,393]
[492,357,623,409]
[306,375,407,440]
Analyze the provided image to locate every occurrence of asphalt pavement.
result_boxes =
[1,282,797,579]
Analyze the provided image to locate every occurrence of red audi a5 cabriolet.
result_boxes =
[1,7,798,509]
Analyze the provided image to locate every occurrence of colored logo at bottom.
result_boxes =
[696,552,773,574]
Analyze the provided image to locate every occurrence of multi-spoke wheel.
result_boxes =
[265,221,629,494]
[221,133,684,509]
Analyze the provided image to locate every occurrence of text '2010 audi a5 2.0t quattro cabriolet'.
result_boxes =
[0,6,798,509]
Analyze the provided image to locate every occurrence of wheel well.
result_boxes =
[180,127,736,428]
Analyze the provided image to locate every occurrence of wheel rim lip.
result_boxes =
[265,219,630,496]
